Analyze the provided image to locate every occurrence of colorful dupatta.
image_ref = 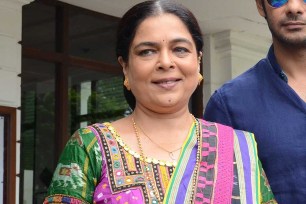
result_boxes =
[164,120,276,204]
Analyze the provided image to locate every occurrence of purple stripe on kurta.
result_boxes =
[235,130,253,204]
[174,143,198,204]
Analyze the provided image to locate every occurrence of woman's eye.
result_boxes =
[138,49,155,56]
[174,47,190,56]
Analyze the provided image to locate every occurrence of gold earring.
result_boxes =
[124,78,131,90]
[198,73,203,85]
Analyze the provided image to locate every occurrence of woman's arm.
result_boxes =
[44,127,103,203]
[258,158,278,204]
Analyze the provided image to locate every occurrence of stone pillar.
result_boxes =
[202,30,271,107]
[0,0,33,203]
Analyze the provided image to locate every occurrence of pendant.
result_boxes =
[169,152,176,161]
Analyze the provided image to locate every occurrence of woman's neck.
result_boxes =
[131,106,194,144]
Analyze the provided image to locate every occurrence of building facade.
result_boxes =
[0,0,271,203]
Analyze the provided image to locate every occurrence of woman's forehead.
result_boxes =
[132,14,193,44]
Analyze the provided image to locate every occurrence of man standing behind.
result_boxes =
[204,0,306,203]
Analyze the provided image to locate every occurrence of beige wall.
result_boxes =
[0,1,23,108]
[202,30,271,107]
[0,0,33,203]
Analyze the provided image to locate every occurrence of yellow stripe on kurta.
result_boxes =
[82,137,97,197]
[125,152,137,171]
[86,137,97,152]
[160,165,170,190]
[82,157,89,197]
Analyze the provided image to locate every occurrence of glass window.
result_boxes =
[21,2,128,203]
[69,7,119,64]
[22,2,56,52]
[68,67,130,135]
[21,58,55,203]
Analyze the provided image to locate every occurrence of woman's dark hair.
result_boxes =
[116,0,203,110]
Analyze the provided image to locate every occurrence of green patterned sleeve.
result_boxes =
[258,160,278,204]
[44,127,103,204]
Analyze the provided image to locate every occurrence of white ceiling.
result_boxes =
[59,0,271,39]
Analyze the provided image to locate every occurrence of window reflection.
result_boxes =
[21,59,55,203]
[21,2,127,203]
[68,67,130,135]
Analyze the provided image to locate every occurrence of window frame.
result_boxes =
[0,106,17,204]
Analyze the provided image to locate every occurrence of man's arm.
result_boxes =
[203,90,233,127]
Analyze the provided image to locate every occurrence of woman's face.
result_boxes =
[119,13,201,113]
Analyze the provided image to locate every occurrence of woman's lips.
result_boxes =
[153,78,181,89]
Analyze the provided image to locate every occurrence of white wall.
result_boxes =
[0,1,22,108]
[202,30,271,107]
[0,1,33,203]
[59,0,271,39]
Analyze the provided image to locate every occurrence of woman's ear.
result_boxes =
[256,0,266,18]
[118,56,128,75]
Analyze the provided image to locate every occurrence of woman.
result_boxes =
[44,1,277,203]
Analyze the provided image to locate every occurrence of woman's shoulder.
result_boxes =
[197,118,234,132]
[198,119,254,136]
[68,122,112,147]
[198,118,232,128]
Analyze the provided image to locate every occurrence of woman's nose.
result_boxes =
[157,51,174,70]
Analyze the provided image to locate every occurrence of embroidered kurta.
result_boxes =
[44,119,277,204]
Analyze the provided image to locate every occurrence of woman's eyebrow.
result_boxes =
[171,38,193,46]
[133,38,192,50]
[134,42,158,50]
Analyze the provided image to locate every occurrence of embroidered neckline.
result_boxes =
[104,122,178,167]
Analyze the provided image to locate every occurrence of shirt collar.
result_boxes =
[267,45,288,83]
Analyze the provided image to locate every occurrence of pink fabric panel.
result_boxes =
[212,123,234,204]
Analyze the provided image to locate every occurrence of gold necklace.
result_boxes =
[133,120,182,161]
[132,117,162,203]
[132,115,201,204]
[189,117,201,203]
